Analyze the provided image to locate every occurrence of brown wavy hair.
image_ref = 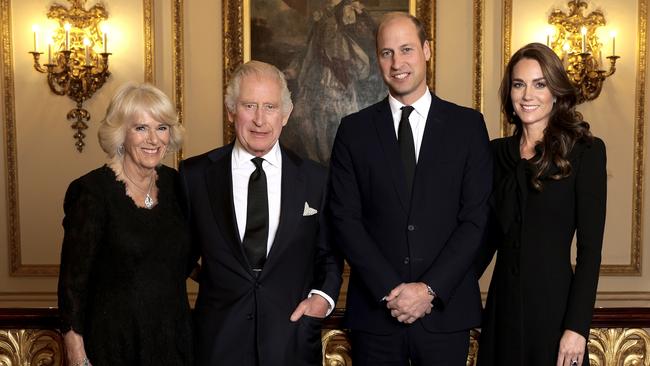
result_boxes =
[500,42,592,191]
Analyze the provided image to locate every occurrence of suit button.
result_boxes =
[407,225,416,231]
[403,257,410,264]
[247,313,253,320]
[255,282,261,289]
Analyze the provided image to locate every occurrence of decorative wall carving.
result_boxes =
[588,328,650,365]
[0,329,63,366]
[322,329,351,366]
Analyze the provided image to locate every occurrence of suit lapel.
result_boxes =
[204,147,251,271]
[373,98,409,212]
[262,147,305,276]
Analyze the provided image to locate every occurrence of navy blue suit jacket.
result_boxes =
[327,94,492,334]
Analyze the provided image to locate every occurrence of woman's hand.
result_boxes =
[556,329,586,366]
[63,330,91,366]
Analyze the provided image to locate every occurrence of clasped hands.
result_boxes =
[385,282,434,324]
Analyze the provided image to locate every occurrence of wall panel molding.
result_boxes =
[500,0,647,276]
[2,0,156,276]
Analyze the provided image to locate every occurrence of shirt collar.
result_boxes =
[232,139,282,169]
[388,88,432,120]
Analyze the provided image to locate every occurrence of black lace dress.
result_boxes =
[58,165,193,366]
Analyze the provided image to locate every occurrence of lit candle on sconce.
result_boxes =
[581,26,587,53]
[100,24,109,53]
[64,22,71,51]
[47,36,53,64]
[32,24,40,52]
[83,37,91,66]
[610,30,617,56]
[545,27,555,48]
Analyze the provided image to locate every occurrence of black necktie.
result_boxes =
[399,106,416,196]
[243,157,268,273]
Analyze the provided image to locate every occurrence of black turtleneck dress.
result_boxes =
[58,165,193,366]
[477,135,606,366]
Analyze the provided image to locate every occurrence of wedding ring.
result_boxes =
[571,360,578,366]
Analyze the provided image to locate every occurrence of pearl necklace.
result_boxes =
[122,168,156,209]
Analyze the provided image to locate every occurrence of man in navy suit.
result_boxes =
[180,60,342,366]
[327,12,492,365]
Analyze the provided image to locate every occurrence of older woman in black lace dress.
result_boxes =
[57,83,193,366]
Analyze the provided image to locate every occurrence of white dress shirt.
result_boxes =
[231,140,334,314]
[388,88,432,162]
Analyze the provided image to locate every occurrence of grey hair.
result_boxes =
[224,60,293,115]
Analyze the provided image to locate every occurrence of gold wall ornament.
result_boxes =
[588,328,650,365]
[28,0,111,152]
[0,329,63,366]
[321,329,351,366]
[548,0,620,104]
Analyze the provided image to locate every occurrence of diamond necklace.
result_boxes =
[122,167,156,209]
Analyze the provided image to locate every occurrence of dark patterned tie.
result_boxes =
[399,106,416,196]
[243,157,268,273]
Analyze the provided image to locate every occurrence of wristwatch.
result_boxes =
[425,284,436,300]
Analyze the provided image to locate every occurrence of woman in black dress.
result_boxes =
[477,43,606,366]
[58,83,193,366]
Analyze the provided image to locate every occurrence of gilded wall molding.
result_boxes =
[501,0,512,137]
[0,329,63,366]
[172,0,184,163]
[501,0,647,276]
[473,0,484,111]
[588,328,650,365]
[322,329,351,366]
[2,0,159,276]
[144,0,154,84]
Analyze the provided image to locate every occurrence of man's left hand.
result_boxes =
[290,294,330,322]
[385,282,433,324]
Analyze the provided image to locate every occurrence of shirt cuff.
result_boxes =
[308,289,335,317]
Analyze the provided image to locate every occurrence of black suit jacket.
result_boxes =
[327,94,492,334]
[180,143,342,366]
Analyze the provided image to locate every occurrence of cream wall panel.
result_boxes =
[1,0,151,305]
[436,0,474,106]
[183,0,223,157]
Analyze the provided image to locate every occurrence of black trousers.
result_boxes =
[350,323,470,366]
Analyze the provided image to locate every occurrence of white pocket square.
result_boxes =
[303,202,318,216]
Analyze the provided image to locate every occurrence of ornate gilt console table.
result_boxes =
[1,308,649,365]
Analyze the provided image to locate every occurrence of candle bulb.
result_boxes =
[32,25,39,52]
[47,42,52,64]
[101,24,109,53]
[64,23,71,51]
[546,34,550,47]
[581,27,587,53]
[611,31,617,56]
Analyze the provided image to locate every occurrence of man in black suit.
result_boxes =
[327,12,492,365]
[180,60,342,366]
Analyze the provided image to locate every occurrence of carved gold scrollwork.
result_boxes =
[467,329,480,366]
[0,329,63,366]
[588,328,650,366]
[322,329,351,366]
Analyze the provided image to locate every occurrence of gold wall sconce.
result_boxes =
[29,0,112,152]
[547,0,619,104]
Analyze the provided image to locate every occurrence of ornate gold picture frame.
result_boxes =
[223,0,436,164]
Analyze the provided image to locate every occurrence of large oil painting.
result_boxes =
[223,0,435,164]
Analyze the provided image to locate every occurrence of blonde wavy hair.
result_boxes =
[98,82,184,168]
